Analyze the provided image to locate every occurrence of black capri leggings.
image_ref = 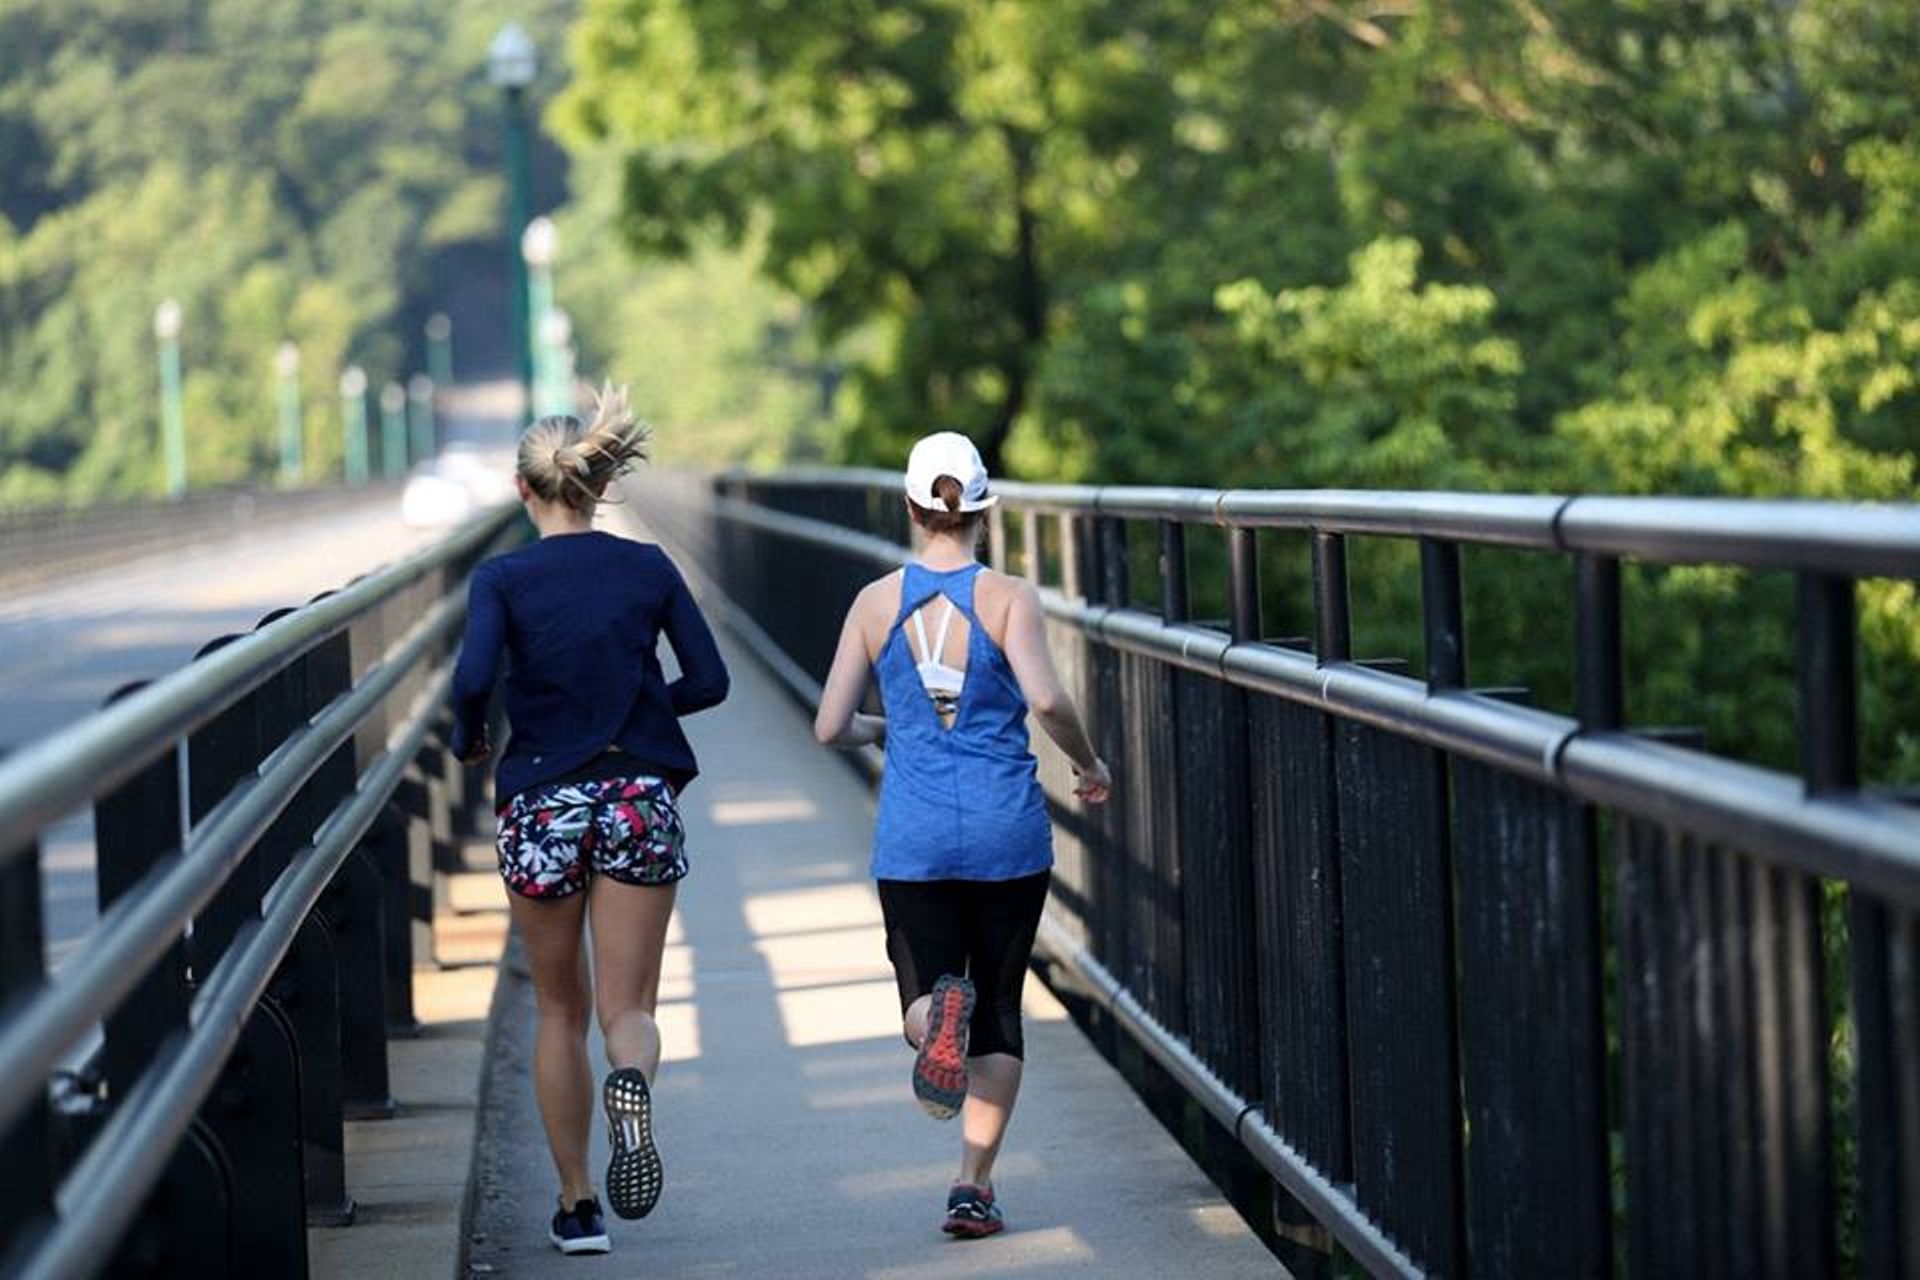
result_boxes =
[876,870,1051,1060]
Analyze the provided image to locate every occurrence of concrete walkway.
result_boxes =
[463,631,1281,1277]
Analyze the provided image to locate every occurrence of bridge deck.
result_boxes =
[463,630,1280,1277]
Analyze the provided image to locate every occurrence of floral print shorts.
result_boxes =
[496,775,688,899]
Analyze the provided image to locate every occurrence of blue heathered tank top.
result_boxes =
[870,562,1053,881]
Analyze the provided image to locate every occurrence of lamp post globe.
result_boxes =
[153,299,183,342]
[491,23,538,423]
[522,216,558,268]
[487,22,537,89]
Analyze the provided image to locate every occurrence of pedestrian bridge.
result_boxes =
[1,463,1917,1278]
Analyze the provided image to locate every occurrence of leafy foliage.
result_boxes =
[564,0,1920,781]
[0,0,575,501]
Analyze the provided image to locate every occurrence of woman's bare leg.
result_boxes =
[510,891,595,1203]
[587,879,679,1078]
[959,1054,1022,1187]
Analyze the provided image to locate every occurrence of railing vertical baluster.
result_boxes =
[1061,514,1083,601]
[1021,510,1041,584]
[987,504,1007,572]
[1420,540,1465,689]
[1312,532,1350,664]
[184,635,309,1277]
[1797,572,1857,794]
[1228,527,1260,644]
[1100,516,1130,609]
[1159,520,1188,623]
[1575,554,1623,731]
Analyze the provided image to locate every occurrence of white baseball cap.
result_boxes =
[904,431,997,512]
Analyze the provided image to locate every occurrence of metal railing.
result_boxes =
[630,466,1920,1279]
[0,502,520,1278]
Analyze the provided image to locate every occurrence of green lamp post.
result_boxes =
[522,215,558,418]
[275,341,303,487]
[339,365,370,485]
[153,299,187,499]
[489,23,537,424]
[379,381,408,479]
[408,373,436,462]
[540,306,576,417]
[425,312,454,393]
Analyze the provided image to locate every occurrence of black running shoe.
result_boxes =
[942,1182,1005,1238]
[603,1066,664,1219]
[548,1196,610,1255]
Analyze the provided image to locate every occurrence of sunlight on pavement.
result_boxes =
[754,924,890,990]
[710,794,821,826]
[775,979,904,1048]
[656,997,702,1065]
[742,882,884,937]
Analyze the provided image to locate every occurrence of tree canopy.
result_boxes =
[559,0,1920,777]
[0,0,574,502]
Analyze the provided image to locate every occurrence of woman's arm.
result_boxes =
[815,584,884,748]
[658,559,730,715]
[999,578,1111,802]
[449,563,505,763]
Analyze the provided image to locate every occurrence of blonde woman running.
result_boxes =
[449,387,729,1256]
[815,432,1111,1238]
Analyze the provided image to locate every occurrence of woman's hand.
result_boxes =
[458,734,492,765]
[1072,757,1113,804]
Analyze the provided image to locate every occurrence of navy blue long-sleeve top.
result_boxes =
[448,531,730,805]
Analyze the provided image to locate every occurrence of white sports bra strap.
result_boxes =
[930,600,957,664]
[910,607,933,664]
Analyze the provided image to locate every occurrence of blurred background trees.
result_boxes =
[1,0,1915,771]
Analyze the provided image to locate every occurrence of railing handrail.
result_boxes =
[0,499,519,1278]
[729,467,1920,577]
[0,502,517,863]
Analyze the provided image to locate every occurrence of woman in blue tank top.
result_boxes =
[815,432,1111,1239]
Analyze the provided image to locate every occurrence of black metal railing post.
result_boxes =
[1311,533,1351,664]
[1575,554,1623,730]
[1160,520,1188,624]
[1419,540,1465,689]
[1228,528,1260,644]
[0,816,52,1267]
[183,637,309,1278]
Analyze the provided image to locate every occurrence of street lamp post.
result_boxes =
[425,312,454,394]
[275,341,303,487]
[540,306,576,417]
[153,300,187,500]
[408,374,436,463]
[522,216,558,417]
[379,381,409,479]
[489,23,538,425]
[339,366,370,485]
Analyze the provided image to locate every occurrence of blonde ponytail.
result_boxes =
[516,382,651,515]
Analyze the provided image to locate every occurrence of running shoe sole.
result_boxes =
[547,1227,611,1255]
[912,975,975,1120]
[603,1067,663,1219]
[943,1214,1006,1239]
